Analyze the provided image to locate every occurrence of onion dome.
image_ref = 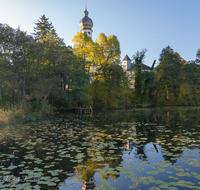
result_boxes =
[79,7,93,32]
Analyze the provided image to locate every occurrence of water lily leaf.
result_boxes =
[112,180,118,183]
[48,182,56,186]
[70,183,77,187]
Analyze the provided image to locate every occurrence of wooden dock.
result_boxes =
[73,107,93,114]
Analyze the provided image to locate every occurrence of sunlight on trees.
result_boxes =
[1,14,200,123]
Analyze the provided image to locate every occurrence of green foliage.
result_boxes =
[196,48,200,61]
[2,15,200,118]
[159,45,174,62]
[132,46,200,107]
[132,49,147,106]
[0,16,90,122]
[73,32,132,109]
[177,62,200,106]
[84,65,132,110]
[156,46,187,106]
[72,32,93,73]
[33,14,54,41]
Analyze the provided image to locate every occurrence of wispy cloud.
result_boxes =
[156,33,165,37]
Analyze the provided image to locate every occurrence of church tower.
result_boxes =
[79,6,93,38]
[122,54,131,70]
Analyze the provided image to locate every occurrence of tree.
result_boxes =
[159,45,174,62]
[132,49,147,105]
[94,33,121,78]
[72,32,121,77]
[93,34,129,109]
[196,48,200,63]
[177,61,200,105]
[72,32,94,74]
[33,14,54,41]
[72,32,129,109]
[0,19,90,121]
[142,59,157,105]
[101,64,129,109]
[156,46,186,106]
[31,27,90,114]
[0,24,34,107]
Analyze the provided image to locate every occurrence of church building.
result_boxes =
[78,7,151,88]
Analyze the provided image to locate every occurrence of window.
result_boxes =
[130,71,132,74]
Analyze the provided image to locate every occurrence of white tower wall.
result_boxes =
[81,29,92,38]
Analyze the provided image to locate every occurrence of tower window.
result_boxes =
[88,32,90,34]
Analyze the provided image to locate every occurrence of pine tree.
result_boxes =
[33,15,54,41]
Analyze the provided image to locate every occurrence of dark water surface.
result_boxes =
[0,107,200,189]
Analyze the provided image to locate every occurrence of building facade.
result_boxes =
[122,54,151,88]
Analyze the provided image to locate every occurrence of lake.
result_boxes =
[0,107,200,189]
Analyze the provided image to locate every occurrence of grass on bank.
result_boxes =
[0,102,53,125]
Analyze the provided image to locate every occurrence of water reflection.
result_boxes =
[0,107,199,189]
[82,179,95,190]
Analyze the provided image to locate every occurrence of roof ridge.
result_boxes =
[122,54,131,61]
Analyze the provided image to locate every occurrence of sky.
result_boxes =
[0,0,200,67]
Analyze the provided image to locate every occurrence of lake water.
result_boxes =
[0,107,200,189]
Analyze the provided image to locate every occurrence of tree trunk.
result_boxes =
[166,85,169,100]
[13,90,15,105]
[41,83,53,116]
[15,79,21,103]
[105,92,108,109]
[1,86,3,106]
[23,75,26,105]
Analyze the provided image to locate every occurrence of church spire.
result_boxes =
[79,6,93,38]
[84,4,88,16]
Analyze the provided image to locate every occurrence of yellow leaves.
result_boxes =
[72,32,93,49]
[72,32,94,72]
[72,32,121,75]
[96,33,107,46]
[0,109,15,125]
[95,33,121,64]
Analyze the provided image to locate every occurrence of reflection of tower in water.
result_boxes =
[82,177,95,190]
[125,125,136,150]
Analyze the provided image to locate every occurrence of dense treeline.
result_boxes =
[133,46,200,106]
[1,15,200,123]
[0,15,90,122]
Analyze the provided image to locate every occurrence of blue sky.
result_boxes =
[1,0,200,66]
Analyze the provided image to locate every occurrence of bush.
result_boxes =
[0,109,15,125]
